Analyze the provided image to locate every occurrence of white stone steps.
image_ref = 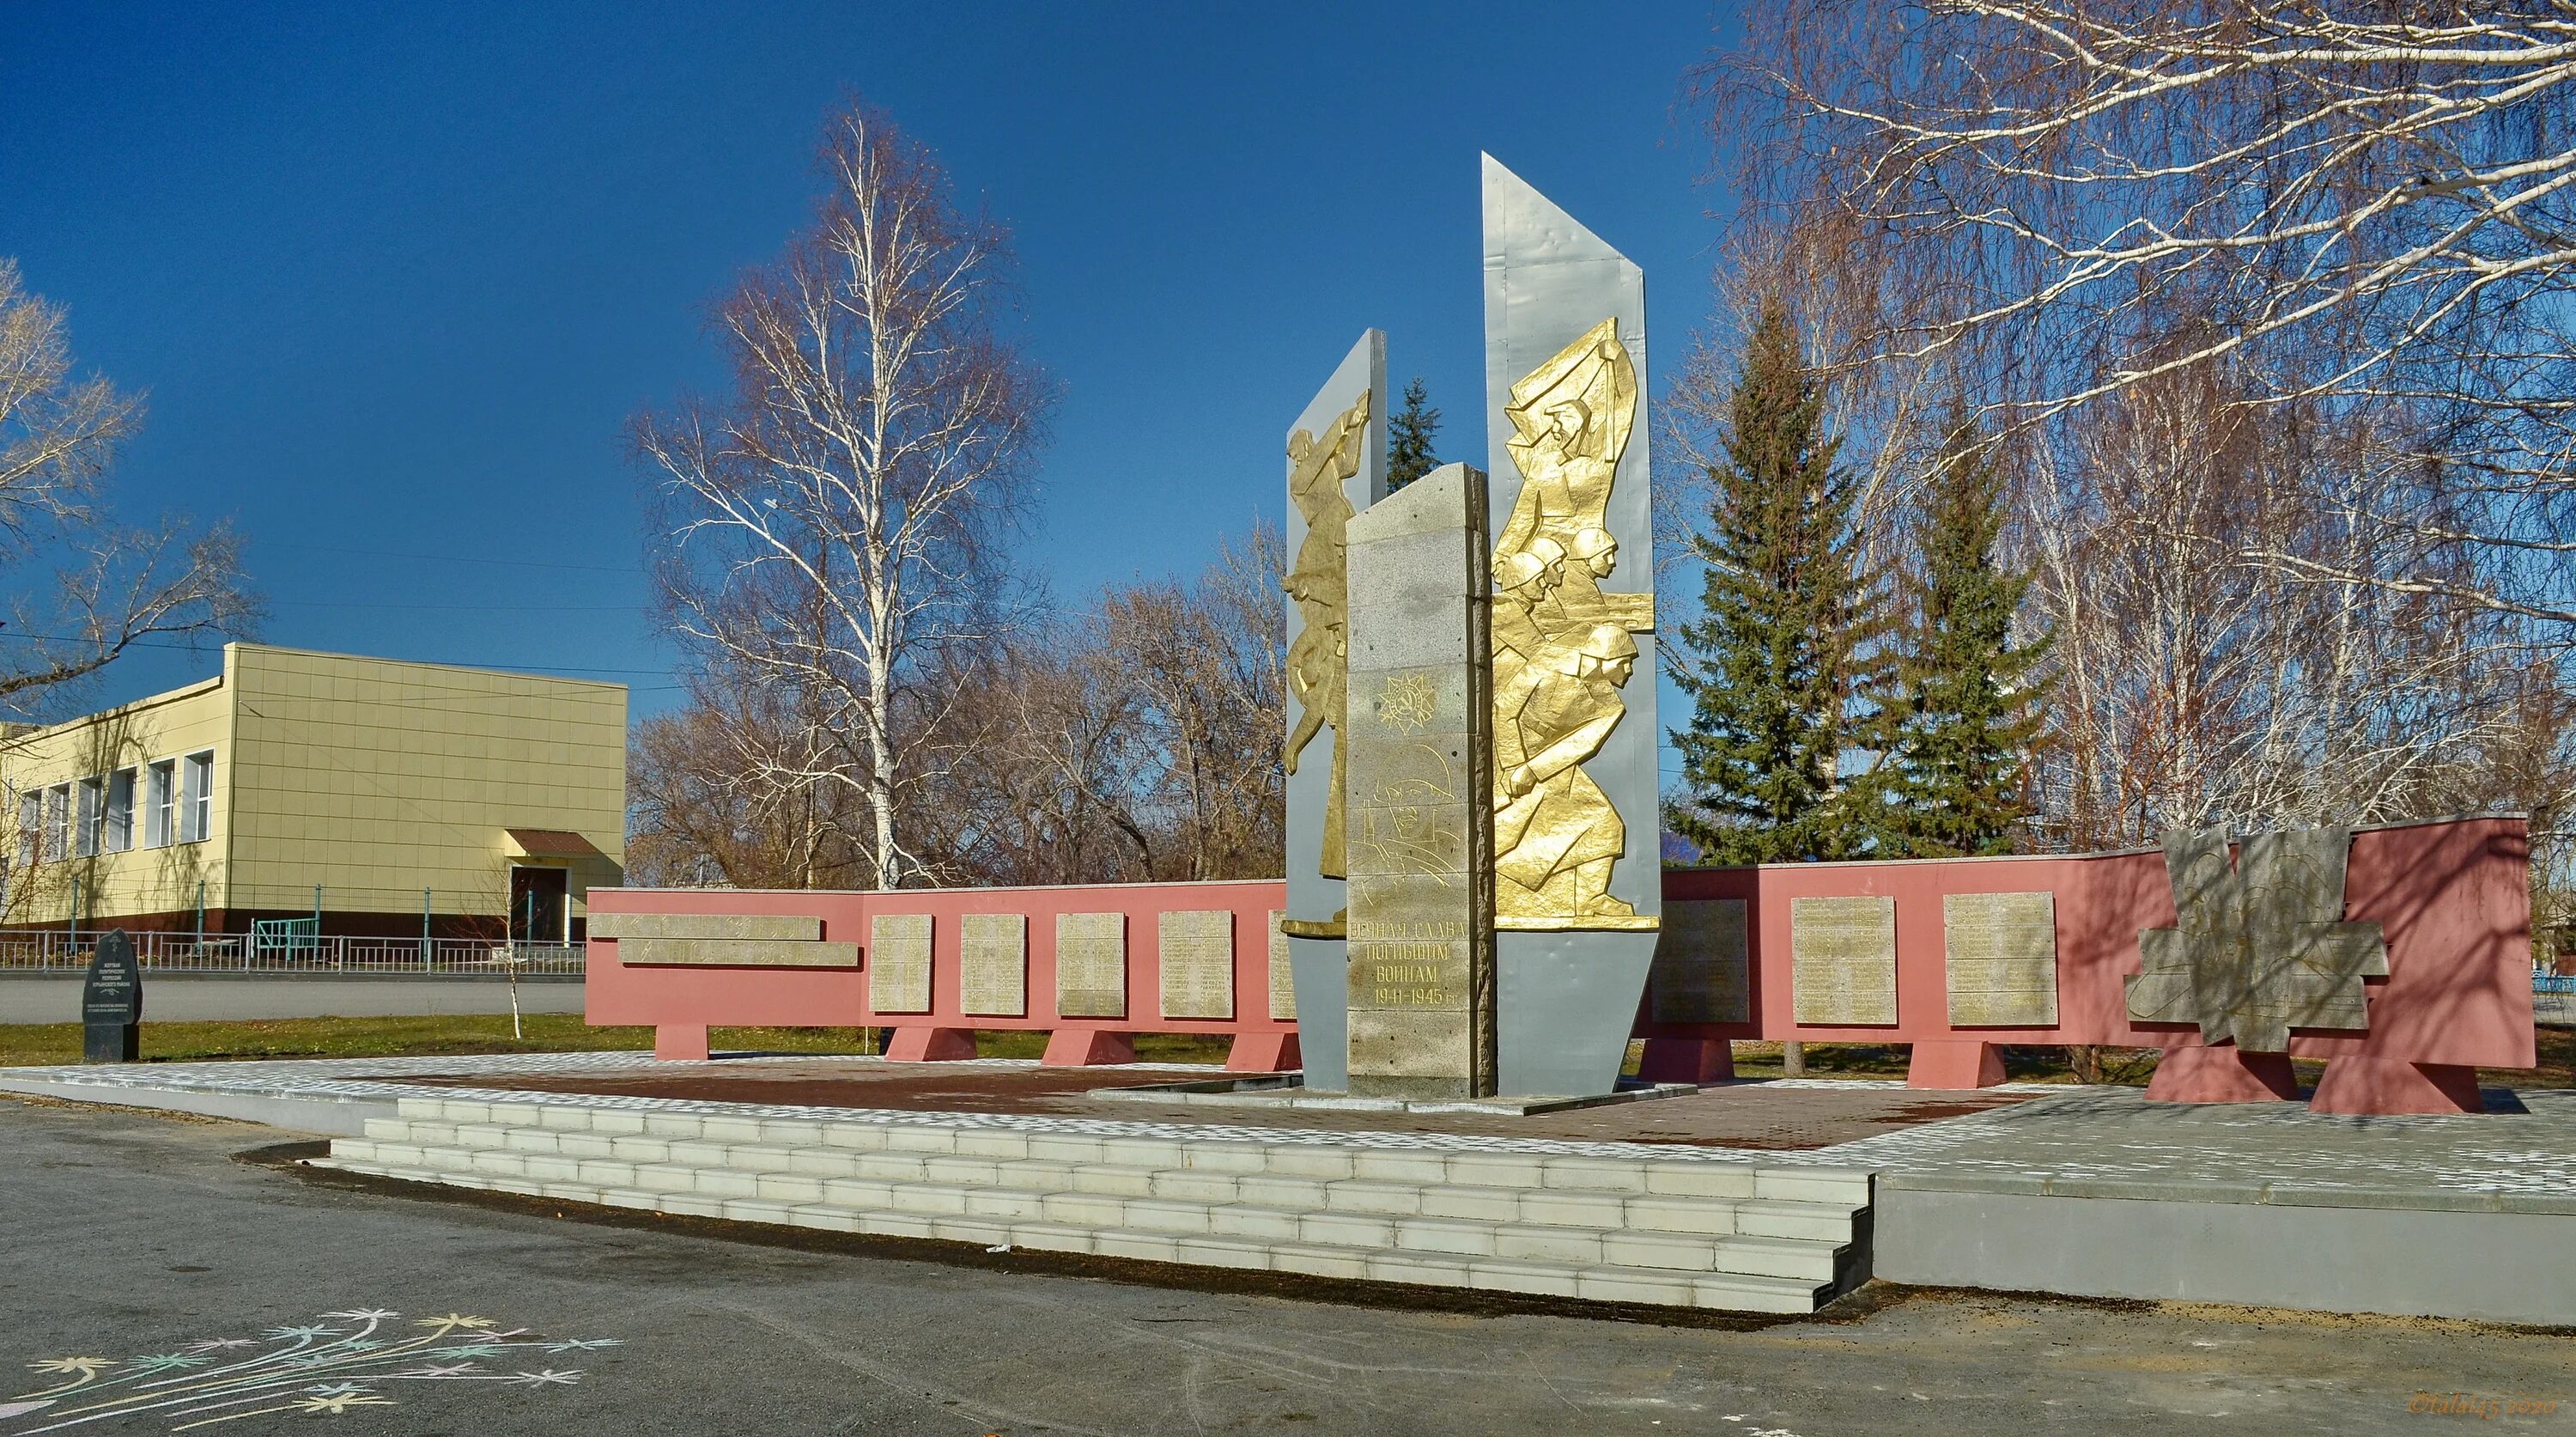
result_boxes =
[331,1136,1847,1282]
[335,1094,1870,1313]
[307,1153,1832,1313]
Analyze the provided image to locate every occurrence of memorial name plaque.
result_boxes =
[1943,891,2059,1026]
[1055,912,1127,1019]
[82,929,143,1063]
[869,914,933,1014]
[1267,910,1295,1020]
[1340,463,1497,1099]
[1158,910,1235,1020]
[1790,896,1898,1026]
[959,913,1028,1017]
[1650,898,1750,1025]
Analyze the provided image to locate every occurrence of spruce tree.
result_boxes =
[1667,302,1884,863]
[1884,406,2051,856]
[1386,377,1441,490]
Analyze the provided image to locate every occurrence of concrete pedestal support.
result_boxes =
[1908,1039,2006,1090]
[2144,1044,2298,1102]
[1040,1029,1134,1067]
[1225,1032,1301,1074]
[885,1026,977,1063]
[653,1023,709,1062]
[2310,1056,2482,1114]
[1637,1038,1733,1084]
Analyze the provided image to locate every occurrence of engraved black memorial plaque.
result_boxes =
[82,929,143,1063]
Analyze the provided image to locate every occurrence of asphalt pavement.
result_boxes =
[2,1094,2568,1436]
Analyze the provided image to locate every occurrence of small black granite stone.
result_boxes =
[82,929,143,1063]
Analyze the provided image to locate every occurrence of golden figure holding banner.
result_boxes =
[1284,387,1372,881]
[1489,320,1654,929]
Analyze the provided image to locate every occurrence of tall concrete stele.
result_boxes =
[1282,159,1659,1099]
[1279,332,1388,1091]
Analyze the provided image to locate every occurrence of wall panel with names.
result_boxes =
[1158,910,1236,1020]
[1789,896,1897,1026]
[960,912,1028,1017]
[1054,912,1127,1019]
[869,914,933,1014]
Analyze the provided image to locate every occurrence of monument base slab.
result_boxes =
[2309,1056,2482,1115]
[1908,1040,2006,1090]
[2144,1044,2299,1103]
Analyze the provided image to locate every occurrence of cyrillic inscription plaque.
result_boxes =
[1790,896,1897,1026]
[1055,911,1127,1019]
[1158,910,1234,1020]
[1267,910,1295,1020]
[1650,898,1749,1025]
[869,913,933,1014]
[1944,892,2058,1026]
[960,912,1027,1017]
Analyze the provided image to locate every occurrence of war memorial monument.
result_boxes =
[24,155,2552,1329]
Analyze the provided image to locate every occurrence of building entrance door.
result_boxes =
[509,865,569,945]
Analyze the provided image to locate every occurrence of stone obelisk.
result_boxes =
[1341,463,1497,1099]
[1481,155,1662,1097]
[1279,331,1386,1092]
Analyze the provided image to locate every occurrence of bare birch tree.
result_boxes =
[0,259,256,715]
[1710,0,2576,630]
[633,101,1050,889]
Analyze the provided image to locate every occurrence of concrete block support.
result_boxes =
[1906,1039,2005,1090]
[885,1026,977,1063]
[1637,1038,1732,1084]
[1042,1029,1136,1067]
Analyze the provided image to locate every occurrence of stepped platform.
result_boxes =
[15,1051,2569,1324]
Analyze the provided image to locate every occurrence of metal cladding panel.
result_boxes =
[1481,155,1658,1096]
[1282,329,1385,1089]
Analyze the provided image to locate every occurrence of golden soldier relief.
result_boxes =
[1490,319,1656,930]
[1283,387,1372,881]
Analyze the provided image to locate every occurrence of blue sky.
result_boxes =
[2,2,1733,722]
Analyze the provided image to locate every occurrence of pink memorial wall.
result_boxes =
[588,815,2536,1115]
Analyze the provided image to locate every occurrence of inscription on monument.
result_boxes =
[1340,464,1496,1099]
[82,929,143,1063]
[1943,892,2059,1026]
[1267,910,1295,1020]
[869,913,933,1014]
[959,912,1027,1017]
[1054,911,1127,1019]
[1158,910,1235,1020]
[1790,896,1898,1026]
[1649,898,1749,1025]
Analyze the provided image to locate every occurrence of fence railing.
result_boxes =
[0,930,585,975]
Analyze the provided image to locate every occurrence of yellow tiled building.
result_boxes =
[0,644,626,941]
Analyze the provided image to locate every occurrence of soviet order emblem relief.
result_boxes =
[1489,318,1656,930]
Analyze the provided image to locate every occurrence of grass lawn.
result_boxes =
[0,1014,1237,1068]
[3,1016,2561,1089]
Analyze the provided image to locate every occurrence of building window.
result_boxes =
[44,785,67,862]
[15,790,35,867]
[146,760,175,849]
[106,769,135,853]
[181,750,215,843]
[76,777,100,858]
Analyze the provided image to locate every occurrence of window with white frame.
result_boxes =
[75,777,100,858]
[44,784,67,862]
[146,760,175,849]
[106,769,135,853]
[15,790,35,867]
[180,751,215,843]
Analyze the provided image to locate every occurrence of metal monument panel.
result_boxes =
[869,913,933,1014]
[1158,910,1236,1020]
[1341,464,1497,1099]
[1279,330,1386,1089]
[1054,911,1127,1019]
[1790,896,1898,1026]
[2129,826,2385,1051]
[1482,155,1661,1095]
[1942,892,2059,1026]
[1649,898,1750,1025]
[959,912,1028,1017]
